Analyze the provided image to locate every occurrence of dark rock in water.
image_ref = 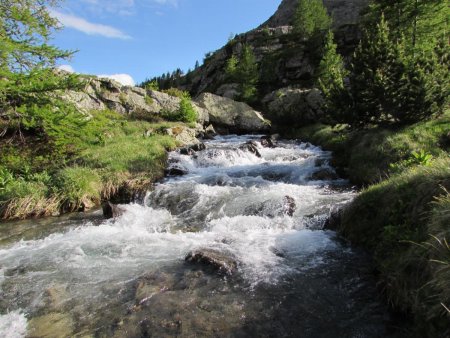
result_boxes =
[239,141,261,158]
[179,147,195,156]
[324,206,345,230]
[260,135,276,148]
[185,248,237,275]
[314,158,328,167]
[102,201,125,219]
[190,143,206,152]
[270,247,286,258]
[310,168,339,181]
[203,125,217,140]
[165,168,188,177]
[283,195,296,217]
[179,143,206,155]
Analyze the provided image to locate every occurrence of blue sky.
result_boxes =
[51,0,281,85]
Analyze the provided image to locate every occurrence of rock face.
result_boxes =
[195,93,270,133]
[182,0,370,116]
[262,87,324,126]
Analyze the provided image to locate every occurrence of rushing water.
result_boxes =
[0,135,397,337]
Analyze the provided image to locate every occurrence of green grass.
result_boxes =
[287,111,449,185]
[0,111,181,220]
[339,156,450,336]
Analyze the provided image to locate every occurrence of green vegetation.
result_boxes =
[0,111,179,219]
[0,0,84,159]
[0,1,188,219]
[293,0,331,39]
[160,89,197,123]
[225,44,259,103]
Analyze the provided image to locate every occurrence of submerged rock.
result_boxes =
[102,201,125,219]
[185,248,238,275]
[165,168,188,177]
[283,195,296,217]
[260,135,276,148]
[239,141,261,158]
[310,168,339,181]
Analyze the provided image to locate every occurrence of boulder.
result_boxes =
[164,126,199,145]
[239,141,261,158]
[194,93,270,133]
[185,248,238,275]
[262,87,324,127]
[102,201,125,219]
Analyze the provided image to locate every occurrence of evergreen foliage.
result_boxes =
[293,0,331,39]
[225,45,259,103]
[0,0,83,157]
[366,0,449,52]
[316,30,348,124]
[322,15,449,127]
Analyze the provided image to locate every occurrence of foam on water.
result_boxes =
[0,135,358,334]
[0,311,27,338]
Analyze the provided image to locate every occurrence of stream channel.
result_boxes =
[0,135,398,337]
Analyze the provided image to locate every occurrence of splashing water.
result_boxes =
[0,135,396,337]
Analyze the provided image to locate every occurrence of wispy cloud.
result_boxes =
[50,9,131,39]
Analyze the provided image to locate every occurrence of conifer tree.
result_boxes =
[236,45,258,102]
[316,30,349,124]
[293,0,331,39]
[0,0,83,155]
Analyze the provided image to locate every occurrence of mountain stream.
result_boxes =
[0,135,397,337]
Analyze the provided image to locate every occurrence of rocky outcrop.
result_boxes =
[195,93,270,133]
[262,87,324,126]
[64,77,183,120]
[64,76,270,134]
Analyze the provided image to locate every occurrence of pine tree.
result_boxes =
[340,15,448,127]
[236,45,259,103]
[225,54,238,81]
[316,30,349,124]
[293,0,332,40]
[224,46,259,103]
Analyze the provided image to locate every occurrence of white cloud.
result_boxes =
[98,74,135,86]
[50,10,131,40]
[57,64,75,73]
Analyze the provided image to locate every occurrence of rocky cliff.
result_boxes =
[181,0,369,127]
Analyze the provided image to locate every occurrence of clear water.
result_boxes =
[0,135,397,337]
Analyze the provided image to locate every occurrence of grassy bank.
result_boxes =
[0,110,181,220]
[284,112,450,335]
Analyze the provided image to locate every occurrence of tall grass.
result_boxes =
[0,112,180,220]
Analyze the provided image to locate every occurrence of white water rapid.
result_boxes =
[0,135,395,337]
